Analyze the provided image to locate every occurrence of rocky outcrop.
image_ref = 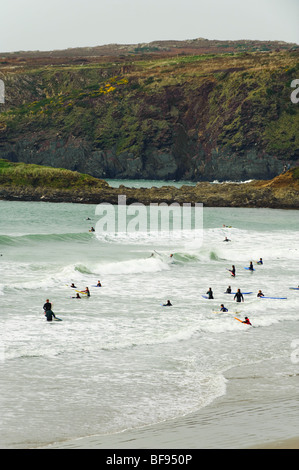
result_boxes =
[0,164,298,209]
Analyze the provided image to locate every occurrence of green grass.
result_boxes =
[0,159,107,189]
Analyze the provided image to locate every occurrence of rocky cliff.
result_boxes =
[0,159,298,209]
[0,39,298,181]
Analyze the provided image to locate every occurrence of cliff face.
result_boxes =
[0,159,298,209]
[0,41,298,181]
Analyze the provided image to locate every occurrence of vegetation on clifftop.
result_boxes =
[0,40,298,181]
[0,159,108,189]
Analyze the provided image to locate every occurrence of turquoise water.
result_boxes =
[0,198,298,448]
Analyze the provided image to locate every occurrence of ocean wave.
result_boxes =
[0,232,92,246]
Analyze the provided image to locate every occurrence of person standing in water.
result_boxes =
[206,288,214,299]
[43,299,56,321]
[84,287,90,297]
[229,265,236,277]
[234,289,244,303]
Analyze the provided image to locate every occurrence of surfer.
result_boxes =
[89,227,95,232]
[84,287,90,297]
[229,265,236,277]
[72,293,81,299]
[70,283,76,288]
[226,286,232,293]
[234,289,244,303]
[242,317,252,325]
[163,300,172,306]
[257,290,264,297]
[96,280,102,287]
[206,288,214,299]
[223,237,231,242]
[43,299,56,321]
[248,261,254,271]
[257,258,263,265]
[220,304,228,312]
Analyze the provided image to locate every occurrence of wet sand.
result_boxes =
[44,364,298,449]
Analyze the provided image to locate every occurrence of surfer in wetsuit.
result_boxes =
[96,280,102,287]
[242,317,252,325]
[248,261,254,271]
[229,265,236,277]
[84,287,90,297]
[257,258,263,265]
[234,289,244,303]
[223,237,231,242]
[163,300,172,306]
[206,288,214,299]
[226,286,232,293]
[257,290,264,297]
[43,299,56,321]
[220,304,228,312]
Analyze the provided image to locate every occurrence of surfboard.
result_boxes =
[259,296,287,300]
[224,292,253,295]
[234,317,243,322]
[244,267,255,271]
[76,290,88,295]
[54,317,62,321]
[202,295,213,299]
[289,287,299,290]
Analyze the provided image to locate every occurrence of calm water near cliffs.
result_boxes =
[0,182,298,448]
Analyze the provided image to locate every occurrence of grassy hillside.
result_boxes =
[0,42,298,181]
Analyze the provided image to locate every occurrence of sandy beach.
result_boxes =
[43,363,299,450]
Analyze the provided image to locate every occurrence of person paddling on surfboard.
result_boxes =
[234,289,244,303]
[43,299,56,321]
[72,293,81,299]
[163,300,172,306]
[220,304,228,312]
[242,317,252,325]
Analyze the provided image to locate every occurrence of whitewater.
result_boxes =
[0,198,298,449]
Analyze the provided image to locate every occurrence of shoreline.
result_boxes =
[42,361,299,450]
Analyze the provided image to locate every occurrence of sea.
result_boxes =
[0,179,298,449]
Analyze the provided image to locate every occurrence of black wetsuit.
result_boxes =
[206,290,214,299]
[43,302,56,321]
[234,292,244,303]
